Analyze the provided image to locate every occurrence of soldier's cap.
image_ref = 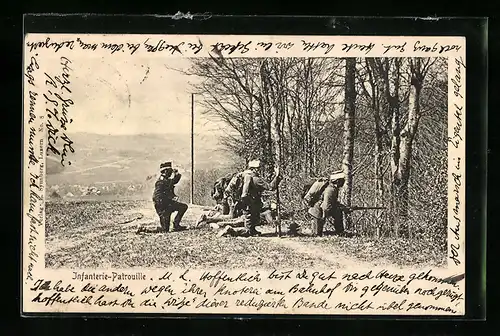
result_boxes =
[160,161,172,172]
[330,170,345,181]
[248,160,261,168]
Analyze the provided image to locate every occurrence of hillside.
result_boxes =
[46,132,241,201]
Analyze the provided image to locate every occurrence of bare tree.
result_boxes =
[342,58,357,230]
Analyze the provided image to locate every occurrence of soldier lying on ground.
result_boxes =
[195,197,277,229]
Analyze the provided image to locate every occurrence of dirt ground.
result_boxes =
[45,200,445,270]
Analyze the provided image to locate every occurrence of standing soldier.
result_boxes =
[137,161,188,234]
[307,170,346,237]
[240,159,282,236]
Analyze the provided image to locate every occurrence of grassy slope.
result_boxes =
[45,200,445,270]
[45,200,332,269]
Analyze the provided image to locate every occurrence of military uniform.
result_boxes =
[240,160,282,236]
[211,174,233,215]
[151,162,188,232]
[309,171,346,237]
[224,172,246,219]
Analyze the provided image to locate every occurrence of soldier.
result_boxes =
[210,173,233,215]
[239,159,282,236]
[223,172,246,219]
[137,161,188,234]
[308,170,346,237]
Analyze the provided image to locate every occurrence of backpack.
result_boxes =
[211,176,231,201]
[225,172,245,201]
[303,178,329,207]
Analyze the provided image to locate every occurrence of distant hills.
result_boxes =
[46,132,240,188]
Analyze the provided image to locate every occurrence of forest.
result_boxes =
[182,56,448,252]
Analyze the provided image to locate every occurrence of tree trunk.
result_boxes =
[385,59,402,238]
[399,59,424,239]
[342,58,356,231]
[366,59,385,238]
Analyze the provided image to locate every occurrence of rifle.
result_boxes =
[307,205,386,219]
[341,205,386,213]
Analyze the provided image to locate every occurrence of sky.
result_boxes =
[66,57,225,136]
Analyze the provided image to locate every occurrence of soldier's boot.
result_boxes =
[172,204,188,231]
[333,212,345,235]
[195,214,207,228]
[159,213,170,232]
[249,228,262,236]
[312,219,324,237]
[317,220,324,237]
[173,220,187,231]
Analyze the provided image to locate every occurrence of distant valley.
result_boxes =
[46,132,241,188]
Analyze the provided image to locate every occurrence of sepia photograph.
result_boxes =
[44,55,449,271]
[23,32,467,315]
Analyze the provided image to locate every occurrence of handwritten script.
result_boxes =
[44,56,75,167]
[27,268,464,314]
[447,56,465,266]
[25,37,466,58]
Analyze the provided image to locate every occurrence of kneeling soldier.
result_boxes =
[308,171,346,237]
[137,161,188,234]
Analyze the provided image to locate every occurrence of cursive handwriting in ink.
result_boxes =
[268,269,293,280]
[406,269,460,288]
[28,91,38,123]
[301,40,335,55]
[76,38,98,51]
[448,104,463,148]
[140,284,176,298]
[288,282,341,300]
[143,38,184,55]
[181,283,207,297]
[43,57,75,167]
[452,57,466,99]
[126,43,141,55]
[101,42,124,54]
[32,292,94,306]
[94,295,135,308]
[382,42,407,54]
[413,286,464,303]
[199,270,261,288]
[213,284,261,296]
[195,297,230,309]
[413,41,462,54]
[187,42,203,55]
[26,37,75,53]
[98,283,135,297]
[28,127,39,166]
[292,297,330,309]
[335,300,374,311]
[450,243,461,266]
[341,43,375,55]
[235,296,288,311]
[25,172,42,282]
[159,271,172,280]
[25,56,39,87]
[257,41,273,51]
[450,161,462,241]
[30,279,76,293]
[59,133,75,167]
[162,297,192,310]
[406,301,457,314]
[211,41,252,55]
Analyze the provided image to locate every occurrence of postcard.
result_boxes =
[22,33,466,315]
